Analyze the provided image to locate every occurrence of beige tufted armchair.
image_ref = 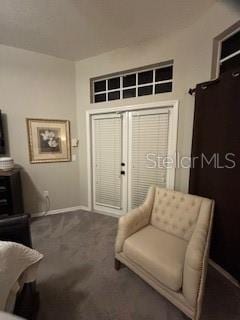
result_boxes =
[115,186,214,320]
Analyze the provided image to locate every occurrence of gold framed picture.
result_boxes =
[26,118,71,163]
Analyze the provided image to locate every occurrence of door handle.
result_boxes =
[120,170,125,175]
[121,162,125,166]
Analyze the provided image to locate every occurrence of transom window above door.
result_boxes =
[91,61,174,103]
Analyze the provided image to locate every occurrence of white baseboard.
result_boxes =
[31,204,120,219]
[209,259,240,288]
[78,205,91,212]
[31,205,90,218]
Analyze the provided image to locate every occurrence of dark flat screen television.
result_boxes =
[0,110,5,154]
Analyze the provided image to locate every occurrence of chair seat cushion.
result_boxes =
[123,225,188,291]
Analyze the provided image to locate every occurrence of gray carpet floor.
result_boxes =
[31,211,240,320]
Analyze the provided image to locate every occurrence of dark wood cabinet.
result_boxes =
[0,168,24,216]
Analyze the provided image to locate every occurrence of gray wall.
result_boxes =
[75,2,240,207]
[0,45,80,213]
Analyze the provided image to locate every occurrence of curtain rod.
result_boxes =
[188,88,196,95]
[189,71,240,96]
[188,78,221,96]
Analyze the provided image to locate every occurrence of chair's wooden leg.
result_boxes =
[115,258,121,270]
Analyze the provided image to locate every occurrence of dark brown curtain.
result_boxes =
[189,68,240,282]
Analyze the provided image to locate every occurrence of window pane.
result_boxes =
[94,80,106,93]
[108,91,120,101]
[221,31,240,60]
[92,62,174,102]
[108,77,120,90]
[95,93,106,103]
[138,85,153,96]
[123,88,136,99]
[138,70,153,85]
[220,53,240,74]
[155,66,173,81]
[123,74,136,87]
[155,82,172,94]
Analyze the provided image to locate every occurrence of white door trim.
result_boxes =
[87,100,178,116]
[86,100,179,214]
[166,103,178,189]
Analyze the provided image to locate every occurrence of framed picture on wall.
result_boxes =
[26,118,71,163]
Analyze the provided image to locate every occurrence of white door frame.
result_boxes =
[86,100,179,215]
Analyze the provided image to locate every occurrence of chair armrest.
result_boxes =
[183,199,214,308]
[115,186,155,253]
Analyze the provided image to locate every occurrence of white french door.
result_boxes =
[90,102,178,215]
[128,108,172,210]
[91,113,127,215]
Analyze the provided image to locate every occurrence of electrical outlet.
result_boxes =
[43,190,49,198]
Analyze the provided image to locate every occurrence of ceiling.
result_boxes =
[0,0,217,61]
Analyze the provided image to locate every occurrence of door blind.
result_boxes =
[93,115,122,209]
[130,111,170,208]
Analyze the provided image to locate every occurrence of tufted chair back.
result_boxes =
[151,187,203,241]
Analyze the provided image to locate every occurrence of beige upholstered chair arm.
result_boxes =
[115,186,155,253]
[183,199,214,310]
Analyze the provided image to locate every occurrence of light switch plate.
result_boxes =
[71,138,79,147]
